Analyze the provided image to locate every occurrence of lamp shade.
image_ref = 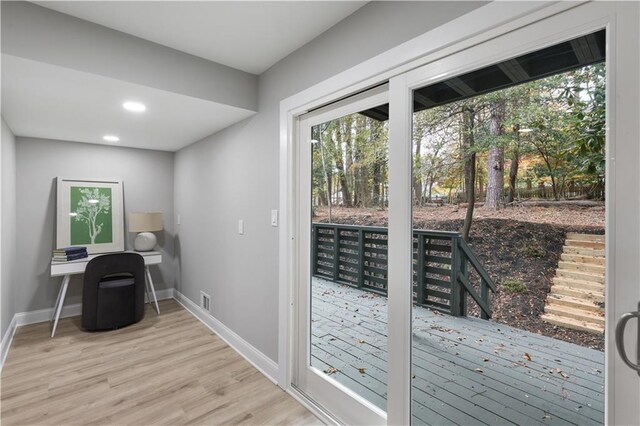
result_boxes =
[128,212,163,232]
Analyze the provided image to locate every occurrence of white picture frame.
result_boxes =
[56,177,124,254]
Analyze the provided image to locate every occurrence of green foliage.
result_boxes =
[310,62,606,208]
[562,64,606,190]
[522,244,546,258]
[502,279,528,294]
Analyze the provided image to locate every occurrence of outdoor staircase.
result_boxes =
[541,233,605,334]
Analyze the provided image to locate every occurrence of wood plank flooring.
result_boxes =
[311,278,605,425]
[1,300,319,426]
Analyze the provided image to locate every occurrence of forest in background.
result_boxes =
[311,63,606,226]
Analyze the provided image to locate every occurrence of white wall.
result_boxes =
[1,117,17,338]
[174,1,486,362]
[15,138,175,313]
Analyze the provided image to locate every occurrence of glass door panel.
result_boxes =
[295,86,389,424]
[410,32,607,425]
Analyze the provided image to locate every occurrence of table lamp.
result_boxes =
[128,212,163,251]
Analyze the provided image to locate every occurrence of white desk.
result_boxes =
[50,251,162,337]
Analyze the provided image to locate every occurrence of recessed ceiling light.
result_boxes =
[103,135,120,142]
[123,101,146,112]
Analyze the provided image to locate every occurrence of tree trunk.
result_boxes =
[485,101,506,210]
[507,126,521,204]
[413,137,423,206]
[461,105,476,240]
[332,127,352,207]
[508,149,519,203]
[372,162,381,207]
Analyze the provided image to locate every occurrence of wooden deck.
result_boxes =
[311,278,604,425]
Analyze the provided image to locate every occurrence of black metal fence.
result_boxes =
[312,223,496,319]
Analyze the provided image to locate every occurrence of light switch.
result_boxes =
[271,210,279,227]
[238,219,244,235]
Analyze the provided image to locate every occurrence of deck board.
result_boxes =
[311,278,604,425]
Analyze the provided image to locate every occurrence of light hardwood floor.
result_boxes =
[1,299,319,425]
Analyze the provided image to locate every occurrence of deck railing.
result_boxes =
[312,223,497,319]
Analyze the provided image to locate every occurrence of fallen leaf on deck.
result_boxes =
[524,352,532,361]
[474,368,484,373]
[324,367,338,375]
[358,368,366,374]
[357,339,365,344]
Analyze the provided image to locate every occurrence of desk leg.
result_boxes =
[145,266,160,314]
[144,279,151,306]
[51,275,70,337]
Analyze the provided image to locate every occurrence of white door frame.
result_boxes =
[279,2,639,424]
[294,85,389,426]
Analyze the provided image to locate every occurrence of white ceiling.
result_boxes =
[33,1,367,74]
[1,54,255,151]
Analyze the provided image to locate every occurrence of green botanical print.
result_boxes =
[70,187,113,245]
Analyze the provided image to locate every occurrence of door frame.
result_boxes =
[293,85,389,426]
[279,2,639,424]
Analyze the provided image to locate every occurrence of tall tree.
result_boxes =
[332,123,352,207]
[461,104,476,240]
[507,125,521,203]
[485,100,506,209]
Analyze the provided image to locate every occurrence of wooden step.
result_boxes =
[560,253,605,265]
[563,246,605,257]
[553,277,604,292]
[550,285,605,302]
[544,303,605,325]
[541,313,604,334]
[557,260,605,274]
[566,233,605,242]
[565,239,605,250]
[546,293,604,313]
[556,269,604,284]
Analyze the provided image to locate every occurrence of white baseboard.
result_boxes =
[0,288,174,372]
[1,315,17,373]
[1,289,280,392]
[173,289,279,384]
[13,288,175,327]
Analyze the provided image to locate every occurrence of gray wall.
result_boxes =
[1,117,17,338]
[174,1,485,362]
[15,138,175,313]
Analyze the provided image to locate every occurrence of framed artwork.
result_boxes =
[56,177,124,254]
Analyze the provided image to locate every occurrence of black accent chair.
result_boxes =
[82,253,146,331]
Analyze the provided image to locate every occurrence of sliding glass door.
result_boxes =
[294,86,389,425]
[291,3,639,424]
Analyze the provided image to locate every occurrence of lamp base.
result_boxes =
[134,232,157,251]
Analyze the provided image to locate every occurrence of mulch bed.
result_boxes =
[315,205,605,351]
